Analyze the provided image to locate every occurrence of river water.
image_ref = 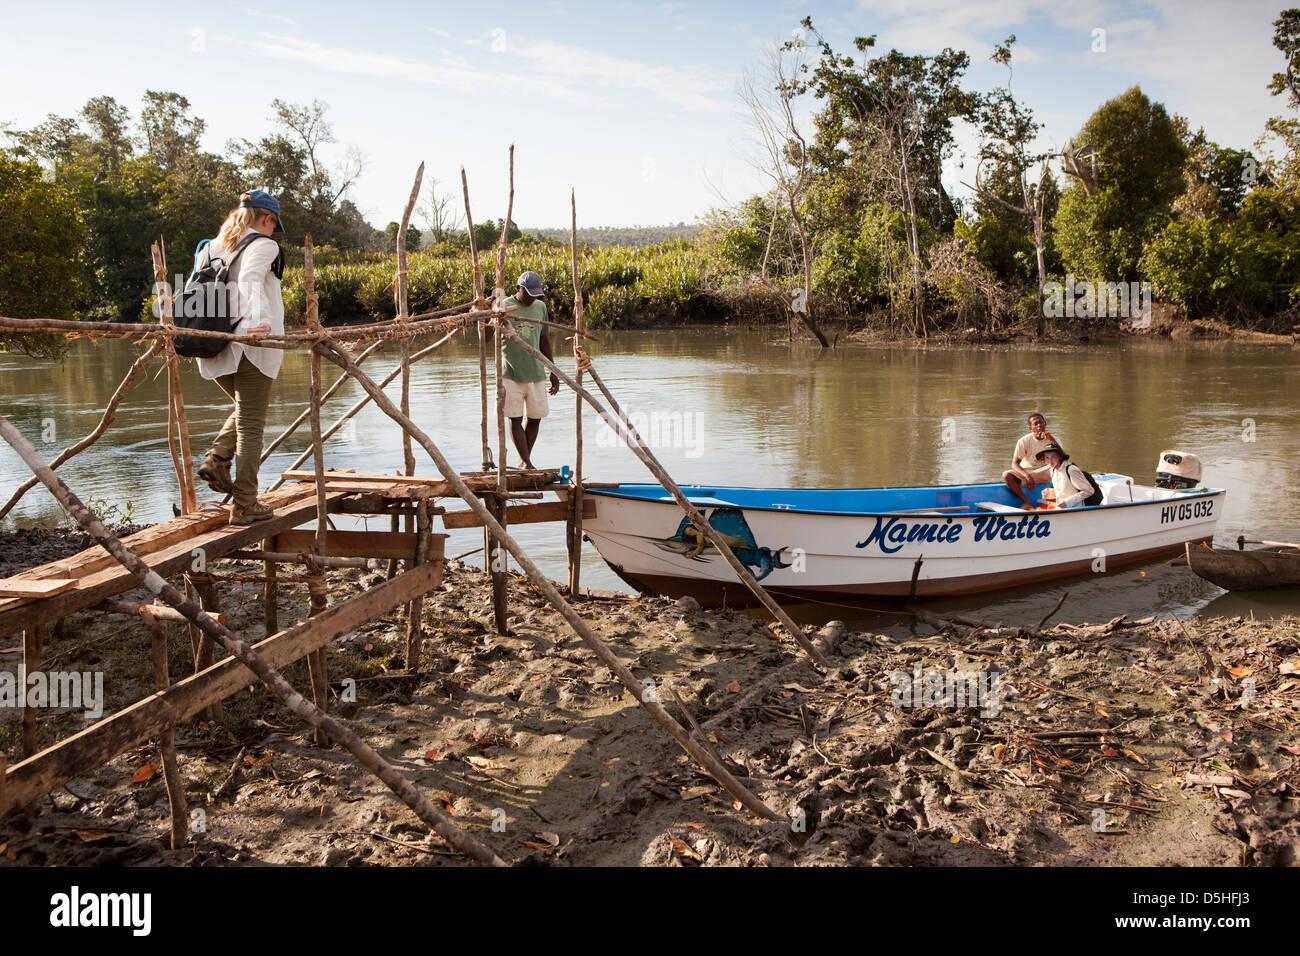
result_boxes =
[2,329,1297,627]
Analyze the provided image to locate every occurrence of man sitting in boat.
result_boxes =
[1002,413,1059,509]
[1036,442,1103,508]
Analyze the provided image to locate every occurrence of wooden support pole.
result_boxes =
[305,568,330,748]
[21,623,44,757]
[489,146,515,635]
[462,165,495,589]
[141,607,187,849]
[0,415,505,866]
[0,341,162,520]
[316,342,779,822]
[397,163,425,485]
[186,572,224,723]
[496,329,829,668]
[263,539,279,636]
[568,189,586,597]
[304,235,332,747]
[96,599,225,626]
[151,240,197,515]
[404,499,431,673]
[0,305,477,348]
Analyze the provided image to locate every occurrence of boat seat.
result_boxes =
[974,501,1023,513]
[657,496,741,508]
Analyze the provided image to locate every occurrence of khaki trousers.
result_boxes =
[208,354,275,507]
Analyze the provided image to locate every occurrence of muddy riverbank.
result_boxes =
[2,539,1296,867]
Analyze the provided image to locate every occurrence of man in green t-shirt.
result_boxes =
[488,270,561,469]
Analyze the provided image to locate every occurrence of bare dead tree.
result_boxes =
[739,48,830,347]
[1060,142,1101,196]
[418,176,465,244]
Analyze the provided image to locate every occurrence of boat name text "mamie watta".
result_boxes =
[856,514,1052,554]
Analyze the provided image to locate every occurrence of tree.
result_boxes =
[1175,128,1262,220]
[384,221,422,252]
[138,91,205,171]
[1053,86,1187,281]
[5,113,86,177]
[0,154,85,358]
[971,35,1057,334]
[473,217,520,252]
[739,44,829,346]
[1260,8,1300,193]
[795,18,976,335]
[418,176,464,243]
[80,96,133,175]
[232,98,364,245]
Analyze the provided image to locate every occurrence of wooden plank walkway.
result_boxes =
[0,469,567,639]
[0,485,347,638]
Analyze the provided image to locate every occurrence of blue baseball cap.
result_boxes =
[517,271,545,297]
[240,189,285,234]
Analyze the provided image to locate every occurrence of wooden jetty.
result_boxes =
[0,153,820,863]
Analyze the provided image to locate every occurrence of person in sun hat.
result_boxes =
[486,270,561,470]
[1002,412,1059,509]
[1035,442,1103,509]
[193,188,287,525]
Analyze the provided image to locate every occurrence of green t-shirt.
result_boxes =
[502,296,548,383]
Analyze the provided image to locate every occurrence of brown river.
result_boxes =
[2,329,1298,627]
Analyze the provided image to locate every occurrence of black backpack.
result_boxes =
[1067,463,1105,506]
[171,233,278,358]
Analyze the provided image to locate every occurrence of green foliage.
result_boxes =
[383,221,422,252]
[472,218,522,253]
[277,238,708,327]
[0,154,85,358]
[1140,187,1300,317]
[1053,87,1187,281]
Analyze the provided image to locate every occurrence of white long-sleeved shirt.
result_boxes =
[1050,462,1096,509]
[194,228,284,381]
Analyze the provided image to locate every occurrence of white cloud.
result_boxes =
[251,31,733,113]
[241,7,299,30]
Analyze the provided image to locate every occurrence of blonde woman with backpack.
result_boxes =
[194,189,286,525]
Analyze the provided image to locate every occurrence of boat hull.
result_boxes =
[584,481,1225,608]
[1186,542,1300,591]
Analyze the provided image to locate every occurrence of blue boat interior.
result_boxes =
[584,474,1184,516]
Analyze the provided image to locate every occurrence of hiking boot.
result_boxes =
[198,453,235,494]
[230,501,274,525]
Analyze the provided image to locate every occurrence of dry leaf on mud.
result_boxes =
[518,831,560,850]
[1227,666,1254,677]
[73,830,112,842]
[130,763,158,783]
[725,681,741,694]
[438,794,456,815]
[667,833,702,863]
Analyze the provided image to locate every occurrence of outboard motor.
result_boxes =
[1155,450,1201,490]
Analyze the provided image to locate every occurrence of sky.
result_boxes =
[0,0,1290,229]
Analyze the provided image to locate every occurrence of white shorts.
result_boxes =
[502,379,549,420]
